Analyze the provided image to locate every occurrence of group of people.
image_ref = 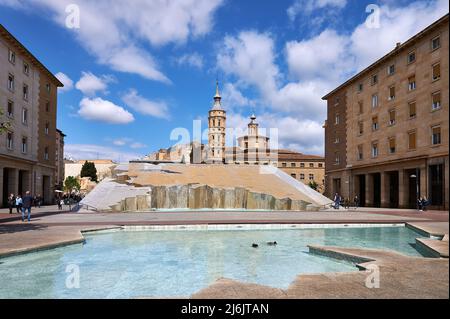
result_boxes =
[7,191,34,222]
[332,193,360,210]
[417,197,430,211]
[56,193,83,210]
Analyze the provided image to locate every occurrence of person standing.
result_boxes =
[354,195,360,209]
[22,191,33,222]
[15,195,22,214]
[8,194,15,214]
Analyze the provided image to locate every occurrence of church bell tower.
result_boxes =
[208,81,226,163]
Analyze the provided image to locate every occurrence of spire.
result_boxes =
[215,80,221,98]
[212,80,222,109]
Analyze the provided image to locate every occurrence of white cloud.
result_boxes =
[65,144,142,162]
[176,53,204,69]
[130,142,148,149]
[75,72,114,96]
[122,89,170,120]
[0,0,223,82]
[287,0,347,22]
[112,138,147,149]
[221,82,256,109]
[55,72,73,92]
[78,97,134,124]
[112,138,133,146]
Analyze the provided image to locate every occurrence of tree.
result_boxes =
[64,176,80,192]
[80,161,98,182]
[308,180,319,191]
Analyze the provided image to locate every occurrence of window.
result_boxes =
[45,122,49,135]
[21,137,27,154]
[371,74,378,85]
[334,136,340,144]
[23,84,28,100]
[46,83,51,93]
[407,51,416,64]
[22,108,27,125]
[409,101,416,118]
[291,174,296,179]
[282,163,287,168]
[408,75,416,91]
[8,74,14,91]
[309,163,314,168]
[388,64,395,75]
[335,114,340,125]
[358,121,364,135]
[334,97,340,106]
[300,174,305,180]
[309,174,314,181]
[432,91,441,110]
[371,142,379,158]
[300,163,305,168]
[431,36,440,50]
[357,83,363,92]
[389,109,396,126]
[431,126,441,145]
[44,147,49,160]
[7,100,13,117]
[291,163,296,167]
[6,132,13,149]
[358,101,363,114]
[408,131,416,150]
[372,116,379,131]
[372,94,378,108]
[45,101,50,112]
[23,62,29,75]
[357,145,363,160]
[432,63,441,81]
[318,163,323,168]
[388,86,396,101]
[8,49,15,64]
[335,152,340,164]
[389,137,396,154]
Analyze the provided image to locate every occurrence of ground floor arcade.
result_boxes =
[325,155,448,210]
[0,156,55,207]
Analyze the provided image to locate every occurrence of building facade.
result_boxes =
[0,24,63,206]
[323,15,449,210]
[55,129,65,190]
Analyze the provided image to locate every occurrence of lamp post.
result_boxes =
[410,169,419,209]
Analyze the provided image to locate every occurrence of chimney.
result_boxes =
[396,42,401,48]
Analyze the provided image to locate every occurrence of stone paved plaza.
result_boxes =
[0,205,448,298]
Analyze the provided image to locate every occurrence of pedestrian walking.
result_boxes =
[333,193,341,209]
[417,197,423,211]
[22,191,33,222]
[421,197,429,211]
[58,198,63,210]
[8,193,15,214]
[15,195,22,214]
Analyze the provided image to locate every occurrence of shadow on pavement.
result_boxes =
[0,223,48,234]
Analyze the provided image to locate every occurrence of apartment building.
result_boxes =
[323,14,448,210]
[0,24,63,206]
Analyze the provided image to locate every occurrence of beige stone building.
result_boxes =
[64,159,117,182]
[0,24,63,206]
[323,14,448,209]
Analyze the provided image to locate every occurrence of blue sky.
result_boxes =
[0,0,448,162]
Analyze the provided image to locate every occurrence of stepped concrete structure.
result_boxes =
[80,163,332,212]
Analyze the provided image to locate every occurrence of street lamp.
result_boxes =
[410,169,419,209]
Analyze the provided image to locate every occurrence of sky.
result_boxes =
[0,0,448,162]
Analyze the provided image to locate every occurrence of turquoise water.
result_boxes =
[0,226,424,298]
